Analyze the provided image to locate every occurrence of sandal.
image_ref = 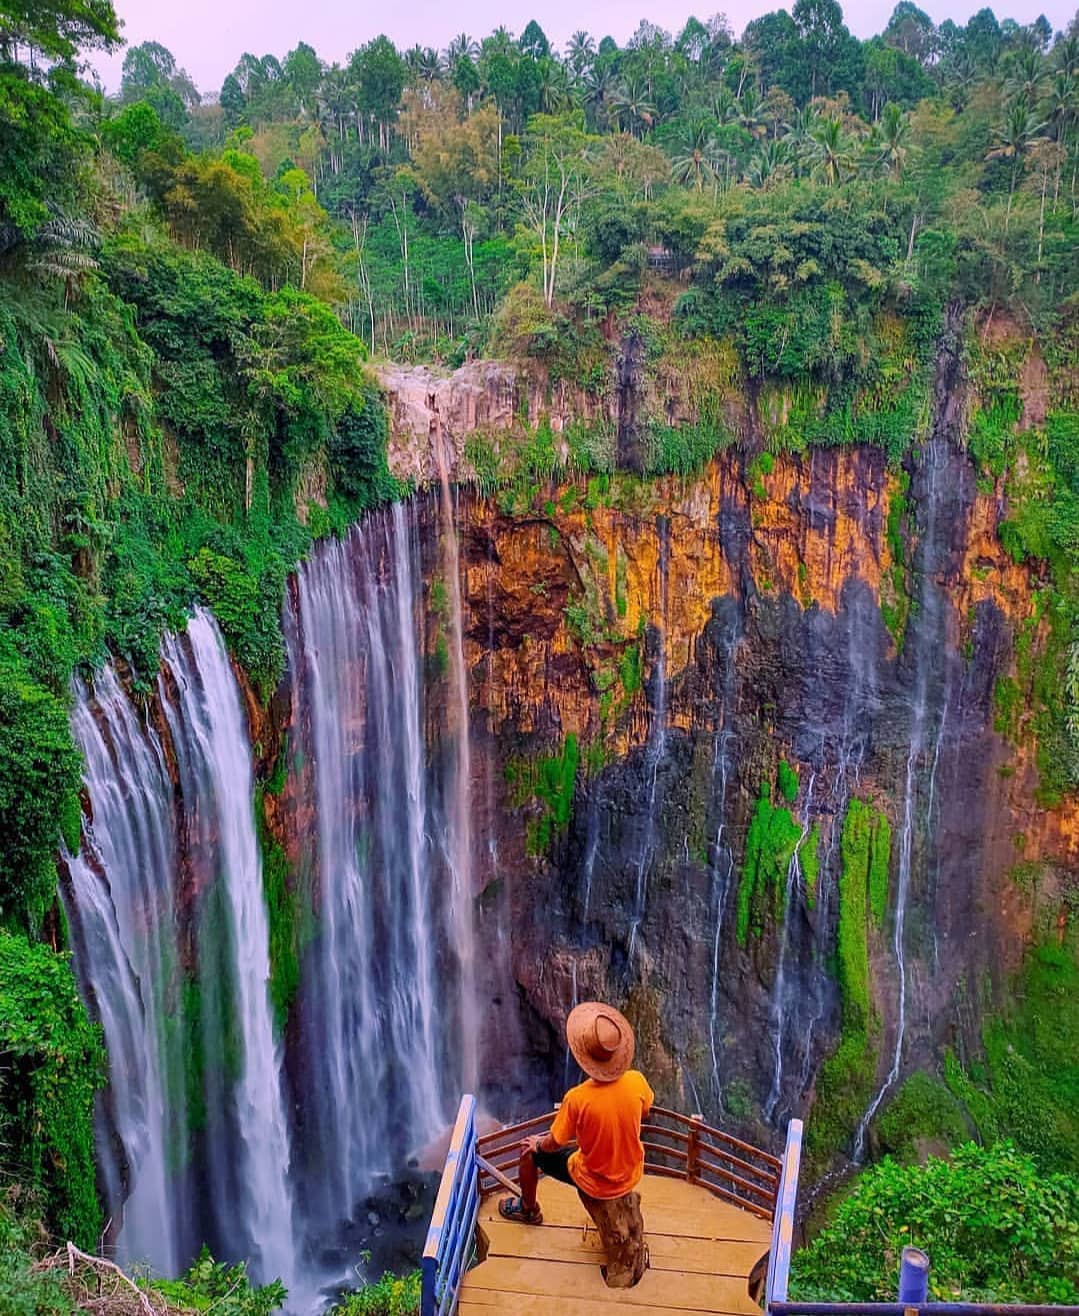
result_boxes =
[498,1195,543,1225]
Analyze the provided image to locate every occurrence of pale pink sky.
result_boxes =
[93,0,1077,95]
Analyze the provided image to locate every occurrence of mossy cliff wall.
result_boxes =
[372,350,1077,1171]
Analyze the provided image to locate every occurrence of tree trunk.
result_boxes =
[577,1189,648,1288]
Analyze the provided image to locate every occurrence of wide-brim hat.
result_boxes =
[567,1001,635,1082]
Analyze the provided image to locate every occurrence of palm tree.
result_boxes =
[669,121,722,191]
[1053,34,1079,77]
[748,138,792,188]
[566,31,596,79]
[987,98,1048,228]
[444,34,478,67]
[609,79,656,138]
[876,102,912,179]
[405,46,441,82]
[1005,47,1047,104]
[786,105,819,177]
[809,116,853,186]
[537,58,570,114]
[732,85,766,139]
[583,63,616,129]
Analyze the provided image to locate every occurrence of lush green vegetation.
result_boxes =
[505,732,581,854]
[0,932,104,1249]
[331,1272,422,1316]
[793,1142,1079,1302]
[0,0,396,1253]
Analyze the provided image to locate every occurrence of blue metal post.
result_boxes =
[899,1247,930,1304]
[764,1118,803,1311]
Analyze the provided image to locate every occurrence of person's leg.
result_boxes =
[518,1146,540,1212]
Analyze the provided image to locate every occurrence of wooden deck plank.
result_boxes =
[463,1257,760,1313]
[480,1220,768,1276]
[459,1298,752,1316]
[478,1179,771,1244]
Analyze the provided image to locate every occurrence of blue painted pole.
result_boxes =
[899,1247,930,1304]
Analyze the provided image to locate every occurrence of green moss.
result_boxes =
[943,942,1079,1173]
[777,759,800,803]
[507,735,580,857]
[801,823,822,908]
[874,1071,970,1161]
[806,1027,876,1159]
[737,779,803,945]
[838,799,873,1030]
[255,784,312,1032]
[868,810,892,929]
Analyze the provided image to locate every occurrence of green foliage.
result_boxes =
[0,639,83,929]
[332,1271,421,1316]
[0,932,104,1247]
[154,1247,287,1315]
[868,811,892,929]
[0,1196,73,1316]
[792,1143,1079,1302]
[254,784,311,1032]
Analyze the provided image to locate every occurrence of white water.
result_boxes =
[160,611,299,1289]
[288,507,447,1230]
[629,516,671,956]
[65,667,185,1274]
[854,439,949,1158]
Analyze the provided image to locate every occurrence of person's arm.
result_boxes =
[524,1096,576,1155]
[523,1130,563,1155]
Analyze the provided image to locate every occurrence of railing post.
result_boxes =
[899,1247,930,1305]
[421,1094,477,1316]
[687,1113,703,1182]
[764,1118,803,1313]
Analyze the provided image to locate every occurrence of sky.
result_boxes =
[92,0,1077,95]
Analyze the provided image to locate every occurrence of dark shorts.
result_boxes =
[533,1146,576,1187]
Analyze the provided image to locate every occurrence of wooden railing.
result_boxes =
[421,1096,480,1316]
[478,1104,785,1222]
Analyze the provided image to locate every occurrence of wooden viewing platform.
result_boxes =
[462,1171,772,1314]
[421,1098,803,1316]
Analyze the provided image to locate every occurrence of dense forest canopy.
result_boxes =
[0,0,1078,1309]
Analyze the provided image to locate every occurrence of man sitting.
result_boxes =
[499,1001,653,1286]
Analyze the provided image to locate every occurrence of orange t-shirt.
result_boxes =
[550,1070,655,1199]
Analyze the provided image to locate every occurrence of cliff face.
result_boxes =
[371,352,1077,1160]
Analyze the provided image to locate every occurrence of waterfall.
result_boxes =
[629,515,671,954]
[287,500,470,1239]
[436,462,479,1094]
[854,438,952,1157]
[64,667,187,1275]
[159,610,299,1288]
[66,613,300,1290]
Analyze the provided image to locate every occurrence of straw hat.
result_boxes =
[566,1002,635,1082]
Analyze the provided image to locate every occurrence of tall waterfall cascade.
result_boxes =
[65,505,477,1306]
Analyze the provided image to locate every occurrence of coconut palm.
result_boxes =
[669,120,722,191]
[1005,47,1047,104]
[732,85,767,139]
[566,31,596,79]
[987,98,1048,228]
[809,116,854,185]
[747,138,792,188]
[876,102,912,179]
[444,34,479,70]
[609,78,656,137]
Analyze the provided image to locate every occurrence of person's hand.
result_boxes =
[522,1134,545,1155]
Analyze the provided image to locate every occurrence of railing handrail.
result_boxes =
[421,1095,479,1316]
[764,1118,803,1311]
[476,1103,783,1221]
